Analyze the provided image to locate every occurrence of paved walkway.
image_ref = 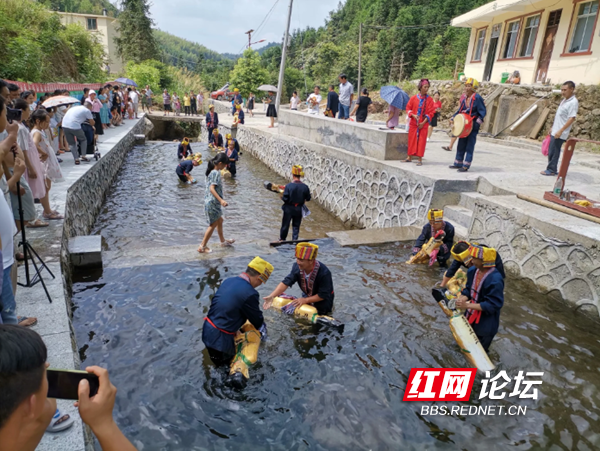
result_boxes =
[14,117,143,451]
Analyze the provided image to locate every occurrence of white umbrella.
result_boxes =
[257,84,278,92]
[42,96,82,108]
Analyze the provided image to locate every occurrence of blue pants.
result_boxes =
[1,265,18,324]
[338,104,350,119]
[546,136,565,174]
[454,125,480,169]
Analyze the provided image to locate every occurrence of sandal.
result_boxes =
[18,316,38,327]
[26,219,49,228]
[416,161,423,166]
[442,146,452,151]
[80,156,89,162]
[401,158,412,163]
[75,159,80,165]
[220,239,235,247]
[46,409,74,433]
[197,246,212,254]
[43,211,64,220]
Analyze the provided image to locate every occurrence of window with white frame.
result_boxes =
[502,20,520,58]
[518,14,541,57]
[472,28,486,61]
[87,18,97,30]
[568,0,598,52]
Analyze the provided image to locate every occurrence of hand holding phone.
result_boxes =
[75,366,118,435]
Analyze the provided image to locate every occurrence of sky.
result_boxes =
[149,0,345,55]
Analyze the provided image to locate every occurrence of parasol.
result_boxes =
[42,96,82,108]
[380,85,410,110]
[257,84,278,92]
[114,77,138,87]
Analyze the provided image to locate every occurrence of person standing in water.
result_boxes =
[279,165,311,242]
[198,153,235,253]
[456,245,504,352]
[225,138,239,177]
[202,256,272,366]
[263,242,335,315]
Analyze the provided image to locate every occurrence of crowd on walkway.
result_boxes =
[161,88,205,117]
[0,80,137,449]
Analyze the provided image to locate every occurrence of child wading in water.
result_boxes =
[198,153,235,253]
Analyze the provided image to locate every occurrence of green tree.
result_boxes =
[125,60,161,89]
[114,0,158,63]
[229,49,269,97]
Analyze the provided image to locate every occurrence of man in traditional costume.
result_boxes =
[456,245,504,352]
[210,128,224,149]
[442,241,506,287]
[279,165,311,242]
[206,105,219,143]
[202,257,273,366]
[263,243,335,314]
[412,209,454,266]
[403,79,435,166]
[449,78,486,172]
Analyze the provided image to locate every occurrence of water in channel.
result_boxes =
[73,141,600,450]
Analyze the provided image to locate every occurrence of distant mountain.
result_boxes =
[256,42,280,55]
[154,30,236,67]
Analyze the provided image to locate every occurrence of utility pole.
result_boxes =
[357,23,363,97]
[275,0,293,114]
[245,29,254,49]
[398,52,405,82]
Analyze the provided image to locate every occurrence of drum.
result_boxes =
[452,113,474,138]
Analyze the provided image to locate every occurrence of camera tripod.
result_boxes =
[15,180,54,303]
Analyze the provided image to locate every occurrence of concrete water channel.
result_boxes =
[23,110,600,450]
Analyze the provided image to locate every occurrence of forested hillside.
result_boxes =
[284,0,488,90]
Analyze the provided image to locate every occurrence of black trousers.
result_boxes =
[478,335,495,352]
[177,173,188,183]
[207,347,234,367]
[184,106,191,115]
[280,206,302,241]
[207,127,215,143]
[191,104,197,115]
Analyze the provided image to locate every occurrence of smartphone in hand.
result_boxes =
[47,369,100,400]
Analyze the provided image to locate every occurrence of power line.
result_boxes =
[236,0,281,54]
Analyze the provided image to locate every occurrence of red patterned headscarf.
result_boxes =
[418,79,430,90]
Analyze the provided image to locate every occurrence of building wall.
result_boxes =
[462,0,600,85]
[58,12,123,75]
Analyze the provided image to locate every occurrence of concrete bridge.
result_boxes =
[145,113,203,140]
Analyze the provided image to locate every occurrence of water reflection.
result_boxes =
[72,240,600,450]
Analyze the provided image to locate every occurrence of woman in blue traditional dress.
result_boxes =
[198,153,236,253]
[98,87,110,129]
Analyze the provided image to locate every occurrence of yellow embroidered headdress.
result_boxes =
[292,165,304,177]
[226,133,232,140]
[451,241,471,263]
[213,128,219,135]
[295,242,318,260]
[236,104,242,110]
[468,245,496,267]
[248,257,274,283]
[182,137,189,145]
[465,78,479,89]
[427,209,444,223]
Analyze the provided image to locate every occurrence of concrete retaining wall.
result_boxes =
[278,109,408,160]
[469,196,600,317]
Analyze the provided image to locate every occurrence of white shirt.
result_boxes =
[62,105,93,130]
[307,93,322,114]
[552,96,579,140]
[146,88,153,97]
[339,81,354,106]
[130,91,139,103]
[0,193,16,269]
[290,96,300,109]
[197,94,203,104]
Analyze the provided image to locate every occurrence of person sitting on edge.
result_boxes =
[455,245,505,352]
[210,128,224,149]
[411,209,455,266]
[235,104,245,124]
[225,138,239,177]
[225,133,240,153]
[0,325,136,451]
[206,105,218,142]
[279,165,311,242]
[177,137,192,160]
[263,242,334,314]
[202,257,272,366]
[441,241,506,287]
[176,155,200,184]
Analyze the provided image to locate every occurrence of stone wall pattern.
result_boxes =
[213,124,434,229]
[469,202,600,316]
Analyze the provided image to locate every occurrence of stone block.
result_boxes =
[68,235,102,268]
[134,134,146,144]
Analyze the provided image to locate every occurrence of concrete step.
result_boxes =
[444,205,473,230]
[453,223,469,240]
[459,191,488,210]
